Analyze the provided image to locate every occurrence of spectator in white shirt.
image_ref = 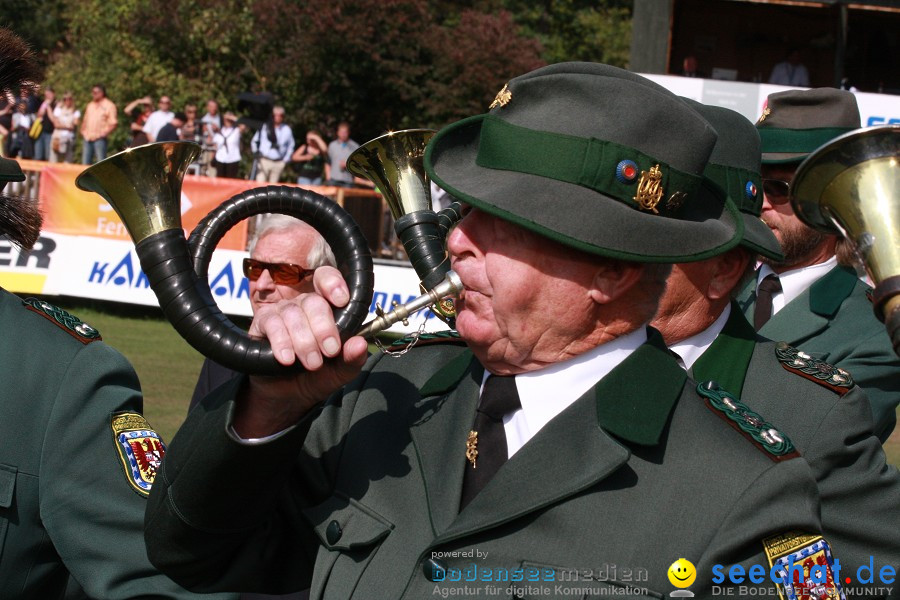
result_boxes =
[250,106,294,183]
[143,95,174,142]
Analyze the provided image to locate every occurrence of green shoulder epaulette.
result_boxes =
[23,297,102,344]
[389,330,464,348]
[774,342,853,395]
[697,380,798,462]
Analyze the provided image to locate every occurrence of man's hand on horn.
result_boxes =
[234,266,368,438]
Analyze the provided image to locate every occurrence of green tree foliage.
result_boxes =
[0,0,68,65]
[501,0,632,66]
[38,0,628,148]
[424,10,544,126]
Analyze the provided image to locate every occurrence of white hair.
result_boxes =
[250,214,336,268]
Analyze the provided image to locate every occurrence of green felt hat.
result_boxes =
[757,88,860,165]
[0,157,24,184]
[424,62,744,263]
[685,100,783,261]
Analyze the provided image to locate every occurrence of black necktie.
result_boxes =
[754,274,783,330]
[460,375,521,510]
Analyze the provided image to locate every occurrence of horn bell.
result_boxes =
[791,125,900,355]
[76,142,200,244]
[347,129,459,322]
[347,129,435,219]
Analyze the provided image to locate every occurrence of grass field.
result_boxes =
[51,297,900,467]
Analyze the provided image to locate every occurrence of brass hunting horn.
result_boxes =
[790,125,900,357]
[347,129,461,324]
[75,141,460,375]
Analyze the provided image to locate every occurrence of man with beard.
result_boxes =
[652,101,899,593]
[0,27,236,600]
[737,88,900,441]
[146,63,826,599]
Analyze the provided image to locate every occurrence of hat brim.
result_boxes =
[761,152,807,165]
[0,157,25,183]
[740,213,783,260]
[426,115,744,263]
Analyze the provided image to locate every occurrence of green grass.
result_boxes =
[48,297,900,466]
[52,298,207,443]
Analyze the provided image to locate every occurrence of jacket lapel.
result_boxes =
[690,303,757,398]
[409,350,482,536]
[758,266,857,345]
[433,334,685,545]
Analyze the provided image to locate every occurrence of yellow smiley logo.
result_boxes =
[668,558,697,588]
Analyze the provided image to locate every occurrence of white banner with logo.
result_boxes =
[0,232,446,336]
[641,74,900,128]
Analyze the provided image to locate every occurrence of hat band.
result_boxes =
[758,127,854,154]
[475,116,701,215]
[705,163,762,216]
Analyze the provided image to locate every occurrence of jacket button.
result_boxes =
[326,520,342,545]
[423,557,447,581]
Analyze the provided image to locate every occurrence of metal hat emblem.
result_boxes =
[489,83,512,110]
[635,164,664,213]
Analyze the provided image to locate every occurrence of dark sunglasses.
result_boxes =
[242,258,313,285]
[762,179,791,204]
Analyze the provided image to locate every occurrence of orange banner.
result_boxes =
[38,163,251,250]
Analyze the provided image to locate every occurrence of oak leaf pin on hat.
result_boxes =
[425,62,744,263]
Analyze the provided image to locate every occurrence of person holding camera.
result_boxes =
[250,106,294,183]
[291,130,327,186]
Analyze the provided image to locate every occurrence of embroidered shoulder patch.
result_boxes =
[22,297,102,344]
[389,330,464,348]
[697,381,798,461]
[111,412,166,497]
[763,531,845,600]
[775,342,853,395]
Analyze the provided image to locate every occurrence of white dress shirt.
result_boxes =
[756,256,838,317]
[234,328,650,448]
[668,304,731,371]
[251,123,295,162]
[480,327,649,458]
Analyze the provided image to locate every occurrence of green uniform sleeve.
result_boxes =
[803,386,900,573]
[39,340,237,600]
[827,328,900,442]
[145,375,329,595]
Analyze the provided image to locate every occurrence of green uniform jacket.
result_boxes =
[691,306,900,588]
[0,289,237,600]
[146,333,824,599]
[738,265,900,441]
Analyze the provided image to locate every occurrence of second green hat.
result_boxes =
[757,88,860,165]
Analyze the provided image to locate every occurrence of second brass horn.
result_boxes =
[790,125,900,356]
[76,142,375,376]
[347,129,461,322]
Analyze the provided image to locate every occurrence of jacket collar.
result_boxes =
[808,265,858,318]
[410,329,686,540]
[741,264,858,344]
[689,303,757,399]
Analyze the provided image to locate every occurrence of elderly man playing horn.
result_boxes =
[651,100,900,595]
[146,63,827,599]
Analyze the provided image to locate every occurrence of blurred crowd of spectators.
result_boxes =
[0,83,373,188]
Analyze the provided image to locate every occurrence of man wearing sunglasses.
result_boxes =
[738,88,900,442]
[189,214,336,411]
